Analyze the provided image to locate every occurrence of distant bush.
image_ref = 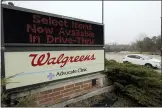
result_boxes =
[104,60,162,107]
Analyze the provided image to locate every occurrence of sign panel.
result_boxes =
[5,50,104,89]
[3,7,104,45]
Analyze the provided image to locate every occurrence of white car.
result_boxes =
[123,54,161,68]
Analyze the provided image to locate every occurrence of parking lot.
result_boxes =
[105,52,161,73]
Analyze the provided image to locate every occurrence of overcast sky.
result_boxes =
[2,1,161,44]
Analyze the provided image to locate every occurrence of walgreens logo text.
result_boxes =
[29,53,96,68]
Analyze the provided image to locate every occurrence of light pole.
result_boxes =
[102,0,104,24]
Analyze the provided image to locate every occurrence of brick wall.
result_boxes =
[32,79,100,107]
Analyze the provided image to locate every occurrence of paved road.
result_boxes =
[105,52,161,73]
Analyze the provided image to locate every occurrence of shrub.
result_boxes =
[104,59,162,107]
[1,74,37,107]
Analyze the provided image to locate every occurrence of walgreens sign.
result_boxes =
[5,50,104,89]
[29,52,96,68]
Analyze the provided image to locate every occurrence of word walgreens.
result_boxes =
[29,53,96,68]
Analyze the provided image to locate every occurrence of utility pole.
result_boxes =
[102,0,104,24]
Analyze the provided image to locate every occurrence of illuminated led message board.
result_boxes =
[3,6,104,46]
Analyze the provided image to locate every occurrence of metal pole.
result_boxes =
[102,0,104,24]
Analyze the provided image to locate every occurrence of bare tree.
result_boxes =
[135,33,147,53]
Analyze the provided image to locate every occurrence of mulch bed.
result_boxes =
[65,92,140,107]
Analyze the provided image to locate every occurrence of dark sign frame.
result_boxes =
[2,4,104,47]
